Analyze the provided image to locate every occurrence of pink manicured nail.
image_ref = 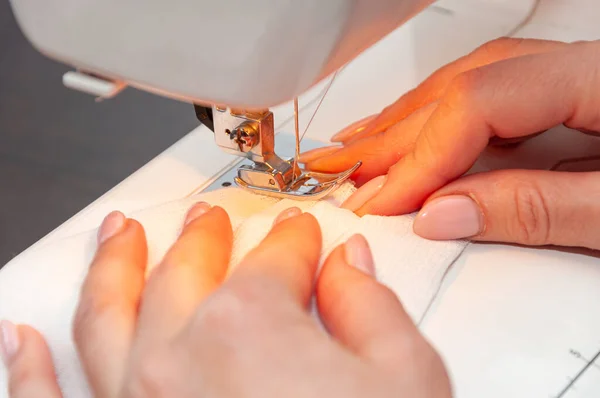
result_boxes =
[97,211,126,244]
[0,320,20,366]
[273,207,302,225]
[413,195,483,240]
[341,175,387,212]
[330,114,378,142]
[344,234,375,276]
[298,146,342,164]
[184,202,212,226]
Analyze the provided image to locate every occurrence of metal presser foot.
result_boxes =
[234,157,362,200]
[194,104,361,200]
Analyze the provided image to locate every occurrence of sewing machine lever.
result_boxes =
[194,105,214,132]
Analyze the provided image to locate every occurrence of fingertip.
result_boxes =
[15,324,38,340]
[413,195,483,240]
[341,175,387,212]
[15,325,50,358]
[125,218,146,238]
[180,204,232,242]
[100,218,147,261]
[343,234,375,277]
[273,207,302,226]
[6,323,55,367]
[271,211,320,239]
[300,212,320,233]
[204,206,232,233]
[184,202,212,226]
[0,320,20,367]
[284,213,322,256]
[317,236,375,296]
[96,215,146,248]
[355,162,436,216]
[330,114,378,143]
[349,113,385,141]
[97,211,126,244]
[4,323,62,398]
[210,205,231,222]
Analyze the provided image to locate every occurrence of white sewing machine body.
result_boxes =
[3,1,600,397]
[9,0,432,108]
[9,0,436,200]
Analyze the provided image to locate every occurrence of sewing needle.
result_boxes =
[293,97,300,181]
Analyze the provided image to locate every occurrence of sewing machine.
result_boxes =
[9,0,435,199]
[4,0,600,397]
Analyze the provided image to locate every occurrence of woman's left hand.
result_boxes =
[1,204,450,398]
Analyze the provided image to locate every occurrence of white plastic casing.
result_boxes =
[9,0,432,108]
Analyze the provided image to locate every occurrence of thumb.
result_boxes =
[1,321,63,398]
[316,235,426,365]
[413,170,600,249]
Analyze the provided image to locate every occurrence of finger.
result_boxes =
[134,203,232,346]
[352,38,568,143]
[330,114,378,143]
[304,40,566,163]
[297,145,343,164]
[73,212,147,397]
[316,235,424,364]
[306,103,436,186]
[351,42,600,216]
[228,209,321,307]
[413,170,600,249]
[2,322,62,398]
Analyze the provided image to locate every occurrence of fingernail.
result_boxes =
[413,195,483,240]
[184,202,212,226]
[273,207,302,225]
[330,114,378,142]
[0,320,20,366]
[298,146,342,164]
[341,175,387,212]
[344,234,375,276]
[97,211,126,244]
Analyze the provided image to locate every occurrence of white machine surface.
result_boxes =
[3,1,600,397]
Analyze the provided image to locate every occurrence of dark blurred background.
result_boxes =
[0,2,200,266]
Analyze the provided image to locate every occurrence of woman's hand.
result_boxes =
[1,205,451,398]
[302,38,600,250]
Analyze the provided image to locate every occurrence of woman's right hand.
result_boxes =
[303,38,600,250]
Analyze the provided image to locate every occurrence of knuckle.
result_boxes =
[193,282,269,335]
[511,181,552,245]
[444,69,485,108]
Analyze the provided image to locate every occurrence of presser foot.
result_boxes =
[234,159,362,200]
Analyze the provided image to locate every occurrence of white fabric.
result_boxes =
[0,184,467,398]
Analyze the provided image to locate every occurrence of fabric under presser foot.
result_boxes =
[0,183,467,398]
